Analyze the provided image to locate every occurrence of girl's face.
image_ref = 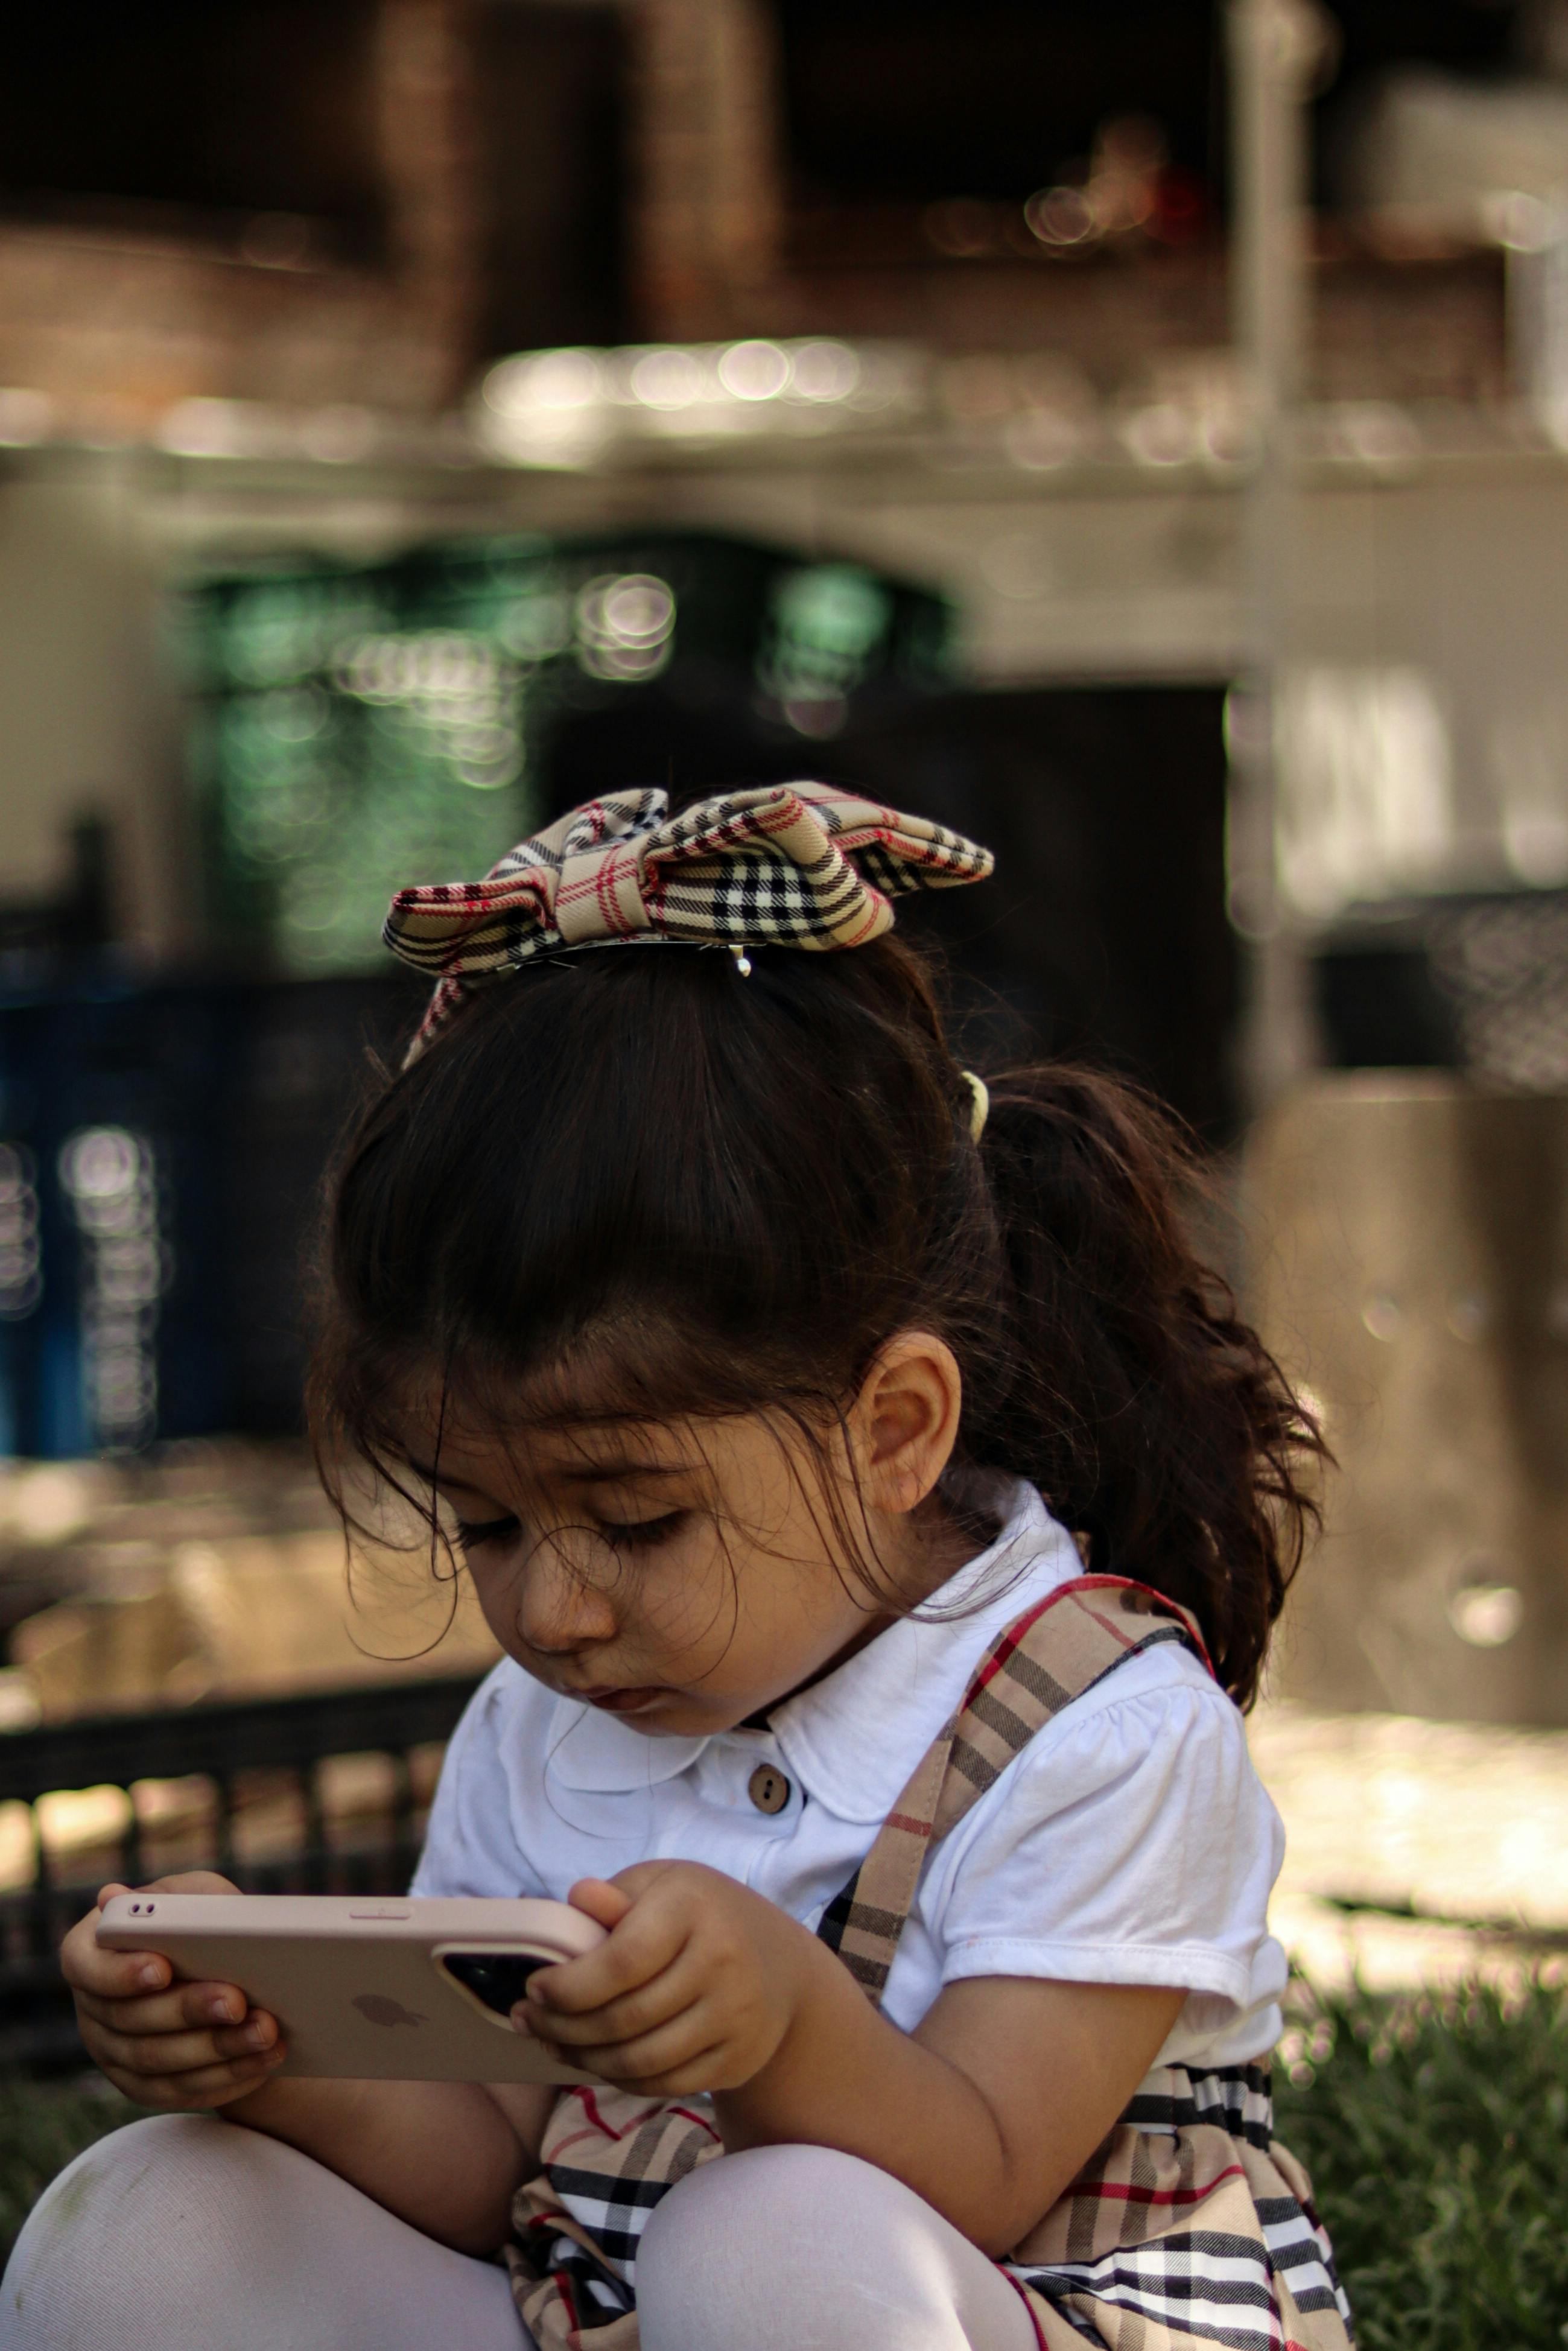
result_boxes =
[407,1339,968,1738]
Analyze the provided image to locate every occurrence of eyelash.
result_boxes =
[452,1514,521,1549]
[452,1511,689,1553]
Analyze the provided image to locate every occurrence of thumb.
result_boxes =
[567,1876,635,1932]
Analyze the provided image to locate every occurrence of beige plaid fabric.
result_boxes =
[383,781,993,1063]
[1012,2106,1351,2350]
[509,2086,723,2349]
[505,1578,1351,2351]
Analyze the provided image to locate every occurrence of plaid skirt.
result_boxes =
[504,1579,1352,2351]
[505,2063,1351,2351]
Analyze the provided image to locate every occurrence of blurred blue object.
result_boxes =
[0,974,422,1458]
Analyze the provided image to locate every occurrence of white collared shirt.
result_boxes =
[412,1481,1289,2070]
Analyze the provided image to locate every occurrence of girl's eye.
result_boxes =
[454,1513,521,1550]
[598,1511,687,1550]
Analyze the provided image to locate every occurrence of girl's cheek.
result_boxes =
[468,1560,532,1651]
[632,1549,737,1668]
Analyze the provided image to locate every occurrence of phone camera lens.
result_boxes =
[443,1952,545,2015]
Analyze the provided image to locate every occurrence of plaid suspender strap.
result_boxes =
[817,1575,1213,2002]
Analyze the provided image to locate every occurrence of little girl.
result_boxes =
[12,783,1351,2351]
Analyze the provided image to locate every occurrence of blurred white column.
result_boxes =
[628,0,786,340]
[1226,0,1336,1111]
[1503,191,1568,439]
[375,0,484,398]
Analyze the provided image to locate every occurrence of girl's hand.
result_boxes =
[516,1863,816,2096]
[521,1867,1189,2259]
[60,1874,287,2110]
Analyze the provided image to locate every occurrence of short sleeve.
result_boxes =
[925,1663,1284,2019]
[408,1664,547,1900]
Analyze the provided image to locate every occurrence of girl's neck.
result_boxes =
[746,1489,1000,1725]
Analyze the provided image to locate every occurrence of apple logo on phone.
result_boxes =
[353,1993,427,2028]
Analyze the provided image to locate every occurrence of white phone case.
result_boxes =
[97,1892,608,2084]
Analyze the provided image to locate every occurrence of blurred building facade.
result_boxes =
[3,0,1568,982]
[4,3,1568,1716]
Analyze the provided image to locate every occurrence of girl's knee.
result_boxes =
[647,2142,900,2255]
[13,2113,220,2256]
[5,2115,231,2343]
[637,2146,1017,2351]
[5,2112,337,2308]
[4,2112,527,2351]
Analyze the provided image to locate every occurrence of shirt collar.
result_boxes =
[544,1704,706,1792]
[769,1480,1076,1823]
[542,1479,1079,1818]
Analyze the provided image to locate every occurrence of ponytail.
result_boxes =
[965,1067,1320,1706]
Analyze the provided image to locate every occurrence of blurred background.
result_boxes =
[4,0,1568,2055]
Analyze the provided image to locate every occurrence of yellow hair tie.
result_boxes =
[962,1071,989,1143]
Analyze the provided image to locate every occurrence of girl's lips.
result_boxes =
[580,1686,666,1714]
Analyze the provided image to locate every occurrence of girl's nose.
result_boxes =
[515,1537,619,1655]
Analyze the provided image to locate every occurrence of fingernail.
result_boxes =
[208,1993,238,2023]
[243,2019,270,2049]
[510,2005,532,2035]
[138,1963,166,1990]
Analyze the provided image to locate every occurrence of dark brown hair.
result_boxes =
[309,934,1321,1707]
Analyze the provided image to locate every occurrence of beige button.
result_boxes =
[747,1763,791,1815]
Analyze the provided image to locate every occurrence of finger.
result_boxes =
[598,2057,731,2098]
[568,1878,635,1932]
[63,1920,173,2003]
[562,2014,728,2089]
[97,2049,287,2111]
[83,1867,243,1951]
[68,1885,174,2001]
[74,1980,258,2037]
[607,1863,690,1899]
[518,1954,703,2049]
[76,1988,278,2050]
[84,2013,281,2079]
[136,1872,243,1897]
[68,1874,246,2002]
[530,1902,691,2016]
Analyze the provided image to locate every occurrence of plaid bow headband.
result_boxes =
[384,781,994,1062]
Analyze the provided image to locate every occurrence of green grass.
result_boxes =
[0,2073,138,2277]
[3,1982,1566,2338]
[1275,1978,1568,2350]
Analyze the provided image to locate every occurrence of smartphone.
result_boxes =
[97,1892,608,2084]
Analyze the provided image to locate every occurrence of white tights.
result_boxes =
[1,2115,1039,2351]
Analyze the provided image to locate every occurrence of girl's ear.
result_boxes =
[848,1331,963,1518]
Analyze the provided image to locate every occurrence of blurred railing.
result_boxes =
[0,1674,482,2070]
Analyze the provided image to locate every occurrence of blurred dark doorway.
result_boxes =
[775,0,1219,208]
[845,686,1236,1140]
[773,0,1529,233]
[0,0,387,263]
[540,682,1236,1140]
[472,0,628,355]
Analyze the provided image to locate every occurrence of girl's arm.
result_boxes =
[62,1876,550,2257]
[221,2075,551,2255]
[521,1864,1184,2257]
[718,1964,1181,2253]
